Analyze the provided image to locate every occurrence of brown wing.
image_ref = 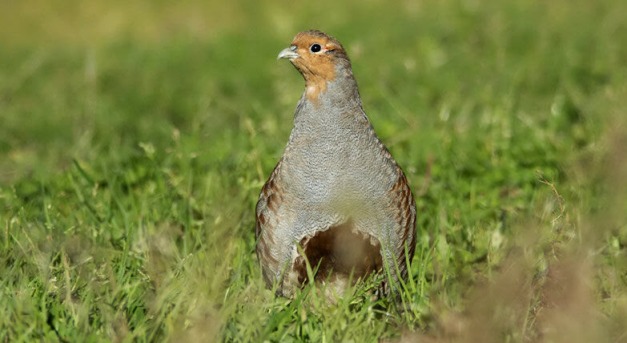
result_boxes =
[389,165,417,282]
[255,160,283,286]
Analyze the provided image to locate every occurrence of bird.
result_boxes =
[255,30,416,298]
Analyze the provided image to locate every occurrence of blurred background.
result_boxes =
[4,0,623,184]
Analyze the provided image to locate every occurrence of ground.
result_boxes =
[1,0,626,341]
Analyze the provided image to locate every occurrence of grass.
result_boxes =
[1,0,626,341]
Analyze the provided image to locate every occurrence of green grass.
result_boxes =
[1,0,626,341]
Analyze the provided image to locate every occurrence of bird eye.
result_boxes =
[310,44,322,53]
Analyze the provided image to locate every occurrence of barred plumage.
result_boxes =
[255,30,417,298]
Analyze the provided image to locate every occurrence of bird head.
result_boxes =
[278,30,352,102]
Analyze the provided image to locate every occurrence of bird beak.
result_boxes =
[277,45,299,60]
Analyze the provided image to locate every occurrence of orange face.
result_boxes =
[278,30,348,102]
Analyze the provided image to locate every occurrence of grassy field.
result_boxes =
[1,0,626,341]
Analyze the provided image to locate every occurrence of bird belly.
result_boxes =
[275,152,397,296]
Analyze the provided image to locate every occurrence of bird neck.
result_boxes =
[291,69,369,140]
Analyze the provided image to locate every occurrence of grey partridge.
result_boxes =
[255,30,416,298]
